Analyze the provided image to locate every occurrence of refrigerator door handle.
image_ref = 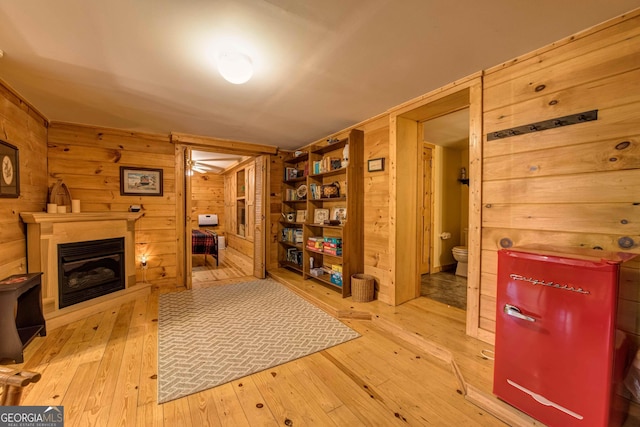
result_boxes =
[504,304,536,322]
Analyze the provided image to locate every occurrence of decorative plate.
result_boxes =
[296,184,307,199]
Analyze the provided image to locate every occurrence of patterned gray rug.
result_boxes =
[157,278,360,403]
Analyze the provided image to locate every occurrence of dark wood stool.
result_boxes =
[0,273,46,363]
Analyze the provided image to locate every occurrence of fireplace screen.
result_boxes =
[58,237,125,308]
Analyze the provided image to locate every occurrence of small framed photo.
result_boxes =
[296,209,307,223]
[331,207,347,224]
[368,157,385,172]
[120,166,163,196]
[0,140,19,198]
[313,208,330,224]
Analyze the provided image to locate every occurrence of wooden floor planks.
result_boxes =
[0,266,528,426]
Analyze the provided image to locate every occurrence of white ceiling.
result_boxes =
[1,1,638,150]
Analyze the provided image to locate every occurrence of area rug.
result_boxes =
[157,278,360,403]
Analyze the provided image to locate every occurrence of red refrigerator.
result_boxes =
[494,246,636,427]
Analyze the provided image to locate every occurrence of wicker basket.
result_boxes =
[351,274,375,302]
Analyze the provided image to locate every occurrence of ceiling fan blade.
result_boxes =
[197,157,243,162]
[195,163,223,170]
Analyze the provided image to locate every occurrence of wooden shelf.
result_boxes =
[280,241,303,250]
[309,167,347,178]
[311,138,347,155]
[284,176,307,183]
[277,129,363,298]
[280,261,303,273]
[305,273,342,290]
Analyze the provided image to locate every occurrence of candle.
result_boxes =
[56,205,67,214]
[47,203,57,213]
[71,199,81,213]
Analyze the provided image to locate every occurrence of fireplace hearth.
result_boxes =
[58,237,125,308]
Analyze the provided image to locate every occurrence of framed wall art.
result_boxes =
[330,206,347,224]
[313,208,329,224]
[367,157,385,172]
[0,140,19,198]
[120,166,163,196]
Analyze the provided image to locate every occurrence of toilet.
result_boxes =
[452,228,468,277]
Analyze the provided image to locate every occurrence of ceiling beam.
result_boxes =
[171,132,278,155]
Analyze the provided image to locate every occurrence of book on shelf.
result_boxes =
[281,228,303,244]
[312,157,342,175]
[284,167,297,181]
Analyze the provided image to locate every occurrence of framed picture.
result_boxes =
[313,208,330,224]
[0,140,19,198]
[331,207,347,224]
[368,157,385,172]
[120,166,163,196]
[296,209,307,223]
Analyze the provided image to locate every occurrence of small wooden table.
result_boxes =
[0,273,46,363]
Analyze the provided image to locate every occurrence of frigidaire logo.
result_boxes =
[0,406,64,426]
[510,273,590,294]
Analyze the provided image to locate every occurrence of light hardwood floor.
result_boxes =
[192,247,254,286]
[2,267,542,426]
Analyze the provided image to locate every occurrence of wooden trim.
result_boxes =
[465,78,483,339]
[390,71,482,117]
[171,132,278,155]
[20,211,143,223]
[175,144,187,288]
[253,156,267,278]
[388,115,398,305]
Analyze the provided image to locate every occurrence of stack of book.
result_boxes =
[330,264,343,287]
[306,236,324,252]
[286,248,302,266]
[323,237,342,256]
[312,157,342,174]
[281,228,303,244]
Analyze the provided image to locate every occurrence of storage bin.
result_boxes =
[351,274,375,302]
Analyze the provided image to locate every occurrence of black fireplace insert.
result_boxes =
[58,237,125,308]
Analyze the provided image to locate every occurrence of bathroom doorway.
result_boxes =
[419,109,470,310]
[390,75,482,336]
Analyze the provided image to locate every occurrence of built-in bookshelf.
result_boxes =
[278,129,364,297]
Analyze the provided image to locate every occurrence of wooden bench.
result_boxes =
[0,367,41,406]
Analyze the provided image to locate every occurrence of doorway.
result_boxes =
[390,75,482,336]
[419,109,470,310]
[172,134,275,290]
[188,150,254,286]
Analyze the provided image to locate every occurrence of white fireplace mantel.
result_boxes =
[20,211,147,329]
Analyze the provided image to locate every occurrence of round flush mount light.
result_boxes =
[217,50,253,84]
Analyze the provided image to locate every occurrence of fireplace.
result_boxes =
[57,237,125,308]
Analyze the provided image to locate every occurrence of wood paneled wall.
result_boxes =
[47,123,178,285]
[362,116,392,303]
[0,81,48,280]
[480,10,640,340]
[190,171,225,234]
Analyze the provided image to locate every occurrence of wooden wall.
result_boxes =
[361,116,392,303]
[190,171,225,235]
[0,81,49,280]
[47,123,178,286]
[480,11,640,339]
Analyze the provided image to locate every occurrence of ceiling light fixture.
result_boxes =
[217,50,253,84]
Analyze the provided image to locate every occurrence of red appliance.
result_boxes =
[494,246,636,427]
